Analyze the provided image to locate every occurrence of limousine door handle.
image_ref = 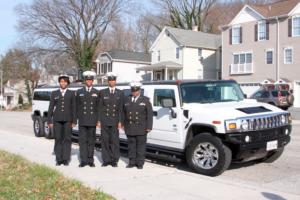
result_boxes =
[153,111,158,116]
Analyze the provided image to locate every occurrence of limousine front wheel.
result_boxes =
[33,117,44,137]
[186,133,232,176]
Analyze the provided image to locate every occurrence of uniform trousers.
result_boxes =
[53,121,72,162]
[101,125,120,164]
[127,135,147,166]
[79,126,96,163]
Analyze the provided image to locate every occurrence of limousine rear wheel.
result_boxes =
[44,121,54,139]
[186,133,232,176]
[33,117,44,137]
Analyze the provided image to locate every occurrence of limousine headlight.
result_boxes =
[241,120,249,131]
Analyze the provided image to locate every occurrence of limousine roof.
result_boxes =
[35,80,237,89]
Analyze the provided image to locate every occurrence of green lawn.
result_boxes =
[0,150,114,200]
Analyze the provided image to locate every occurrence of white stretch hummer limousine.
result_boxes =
[32,80,292,176]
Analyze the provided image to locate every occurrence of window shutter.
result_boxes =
[229,28,232,45]
[288,18,292,37]
[255,24,258,41]
[240,27,242,43]
[266,22,270,40]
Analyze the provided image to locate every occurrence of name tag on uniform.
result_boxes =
[125,103,130,106]
[104,96,109,99]
[139,103,146,106]
[92,93,98,97]
[79,94,84,97]
[54,96,59,100]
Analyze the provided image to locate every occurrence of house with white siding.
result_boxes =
[94,50,151,83]
[137,26,221,81]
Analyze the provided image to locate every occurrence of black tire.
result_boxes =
[263,147,284,163]
[44,120,54,139]
[33,116,44,137]
[186,133,232,176]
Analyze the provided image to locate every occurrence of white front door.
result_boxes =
[147,85,183,149]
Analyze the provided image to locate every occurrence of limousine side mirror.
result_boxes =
[161,98,177,118]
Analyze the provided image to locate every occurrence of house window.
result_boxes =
[100,62,112,74]
[198,48,203,59]
[293,16,300,36]
[266,50,273,64]
[284,48,293,64]
[258,20,266,40]
[231,52,253,74]
[108,63,112,72]
[232,53,252,64]
[158,50,161,61]
[232,26,241,44]
[176,47,180,59]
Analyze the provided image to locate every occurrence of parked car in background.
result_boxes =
[250,89,291,110]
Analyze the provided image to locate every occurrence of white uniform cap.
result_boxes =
[129,82,142,88]
[83,71,96,79]
[106,72,117,78]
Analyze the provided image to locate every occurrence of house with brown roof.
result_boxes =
[221,0,300,107]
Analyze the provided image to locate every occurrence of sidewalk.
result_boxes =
[290,107,300,120]
[0,130,299,200]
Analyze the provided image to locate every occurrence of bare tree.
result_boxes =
[153,0,217,32]
[16,0,129,71]
[0,49,40,104]
[136,14,161,53]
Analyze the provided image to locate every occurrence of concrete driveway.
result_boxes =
[0,111,299,200]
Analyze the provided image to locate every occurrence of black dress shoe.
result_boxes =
[137,165,143,169]
[111,162,118,167]
[89,162,95,167]
[56,161,63,166]
[79,162,87,167]
[126,164,135,168]
[63,161,69,166]
[102,162,110,167]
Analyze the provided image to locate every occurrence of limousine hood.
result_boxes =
[182,99,288,133]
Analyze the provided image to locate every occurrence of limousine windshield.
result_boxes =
[180,81,244,104]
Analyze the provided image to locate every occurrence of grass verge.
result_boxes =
[0,150,114,200]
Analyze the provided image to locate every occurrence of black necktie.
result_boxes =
[132,96,136,103]
[111,89,114,94]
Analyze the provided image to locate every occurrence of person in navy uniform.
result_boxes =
[123,82,153,169]
[47,75,76,166]
[76,71,100,167]
[98,72,124,167]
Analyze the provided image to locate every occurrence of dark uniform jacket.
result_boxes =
[76,87,99,126]
[98,88,124,126]
[47,89,76,124]
[123,95,153,136]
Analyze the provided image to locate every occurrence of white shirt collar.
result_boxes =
[86,86,92,91]
[60,88,67,93]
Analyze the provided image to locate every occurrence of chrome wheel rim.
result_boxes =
[192,142,219,169]
[44,122,49,136]
[34,120,40,133]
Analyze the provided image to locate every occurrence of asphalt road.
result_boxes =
[0,111,300,199]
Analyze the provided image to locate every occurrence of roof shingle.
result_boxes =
[165,26,221,50]
[104,50,151,63]
[250,0,299,18]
